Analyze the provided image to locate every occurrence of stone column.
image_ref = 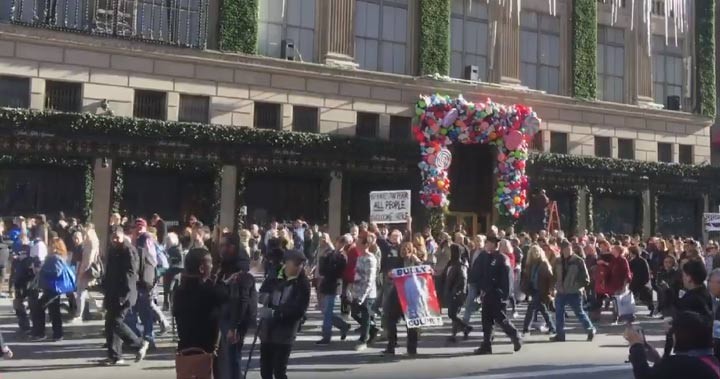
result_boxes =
[219,165,237,230]
[489,3,521,86]
[702,194,710,244]
[642,188,652,238]
[328,171,343,238]
[29,78,45,110]
[320,0,358,69]
[92,158,113,258]
[167,92,180,121]
[634,25,656,107]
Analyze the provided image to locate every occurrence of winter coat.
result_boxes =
[217,270,258,334]
[607,255,632,295]
[342,246,360,283]
[629,256,651,293]
[441,261,467,303]
[103,243,139,311]
[477,251,511,301]
[259,271,311,345]
[594,253,614,296]
[317,250,347,296]
[167,245,184,269]
[629,343,720,379]
[173,276,228,353]
[554,254,590,295]
[522,262,554,303]
[656,268,682,316]
[377,238,403,274]
[676,286,713,318]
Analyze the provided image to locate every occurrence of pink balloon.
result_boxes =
[497,152,506,162]
[504,130,524,151]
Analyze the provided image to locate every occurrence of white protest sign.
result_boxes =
[704,213,720,232]
[369,190,411,224]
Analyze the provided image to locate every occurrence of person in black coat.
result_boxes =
[258,249,311,379]
[629,246,655,316]
[444,244,469,343]
[626,311,720,379]
[656,255,682,318]
[101,227,149,366]
[475,238,522,355]
[664,259,713,358]
[316,242,349,345]
[708,268,720,361]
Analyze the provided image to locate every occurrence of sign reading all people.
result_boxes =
[704,213,720,232]
[369,190,411,224]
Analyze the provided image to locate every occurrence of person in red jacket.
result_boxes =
[338,234,360,315]
[607,244,632,323]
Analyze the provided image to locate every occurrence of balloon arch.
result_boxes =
[412,94,541,219]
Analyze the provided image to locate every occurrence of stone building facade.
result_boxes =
[0,0,717,244]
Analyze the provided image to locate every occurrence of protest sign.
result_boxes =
[705,213,720,232]
[369,190,411,224]
[390,265,443,329]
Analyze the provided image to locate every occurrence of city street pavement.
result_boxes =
[0,293,663,379]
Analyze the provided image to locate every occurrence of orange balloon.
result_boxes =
[513,196,521,205]
[489,132,497,140]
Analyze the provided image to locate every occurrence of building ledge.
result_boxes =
[0,23,711,127]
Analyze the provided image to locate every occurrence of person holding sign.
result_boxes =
[475,238,522,355]
[383,242,423,356]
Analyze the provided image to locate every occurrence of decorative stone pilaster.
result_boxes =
[92,158,112,258]
[489,3,522,86]
[328,171,343,238]
[219,165,237,230]
[634,25,658,108]
[320,0,358,69]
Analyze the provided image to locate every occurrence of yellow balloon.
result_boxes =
[513,196,521,205]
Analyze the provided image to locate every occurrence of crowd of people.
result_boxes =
[1,211,720,379]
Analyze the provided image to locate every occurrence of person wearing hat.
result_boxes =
[550,238,596,342]
[258,249,310,379]
[475,238,522,355]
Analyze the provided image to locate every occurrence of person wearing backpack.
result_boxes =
[626,310,720,379]
[124,219,158,345]
[31,237,73,342]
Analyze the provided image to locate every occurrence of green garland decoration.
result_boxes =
[591,187,644,236]
[428,206,446,239]
[235,170,247,231]
[695,0,716,118]
[571,0,597,99]
[212,167,223,227]
[0,155,93,220]
[219,0,258,54]
[528,153,715,179]
[0,108,417,161]
[83,164,94,223]
[111,166,124,215]
[418,0,451,76]
[587,191,594,233]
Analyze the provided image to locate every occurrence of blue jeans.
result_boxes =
[321,294,349,340]
[555,293,594,338]
[463,284,480,324]
[124,288,155,342]
[219,316,244,379]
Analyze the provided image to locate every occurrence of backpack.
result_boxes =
[40,255,76,294]
[136,233,158,288]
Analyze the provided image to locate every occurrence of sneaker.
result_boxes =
[52,336,64,342]
[355,343,367,352]
[135,340,150,362]
[100,358,127,366]
[340,326,349,341]
[315,339,331,346]
[157,322,168,337]
[474,345,492,355]
[367,326,379,345]
[587,328,596,342]
[549,335,566,342]
[30,335,47,342]
[71,317,83,324]
[539,325,550,333]
[512,312,520,319]
[381,347,395,356]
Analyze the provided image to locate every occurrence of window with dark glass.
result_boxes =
[0,76,30,108]
[520,11,561,94]
[550,132,567,154]
[292,106,319,133]
[179,94,209,124]
[618,138,634,159]
[45,80,82,112]
[658,142,673,162]
[450,0,489,80]
[254,102,282,130]
[529,130,544,151]
[389,115,411,141]
[679,144,693,164]
[356,112,379,138]
[133,90,167,120]
[595,136,612,157]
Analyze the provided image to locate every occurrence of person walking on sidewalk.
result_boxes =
[101,227,149,366]
[316,235,350,345]
[444,244,470,343]
[475,238,522,355]
[351,233,379,351]
[550,239,596,342]
[521,244,556,335]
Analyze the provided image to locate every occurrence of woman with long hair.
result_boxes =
[73,224,100,323]
[412,233,428,264]
[162,232,183,311]
[32,237,68,341]
[521,244,556,335]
